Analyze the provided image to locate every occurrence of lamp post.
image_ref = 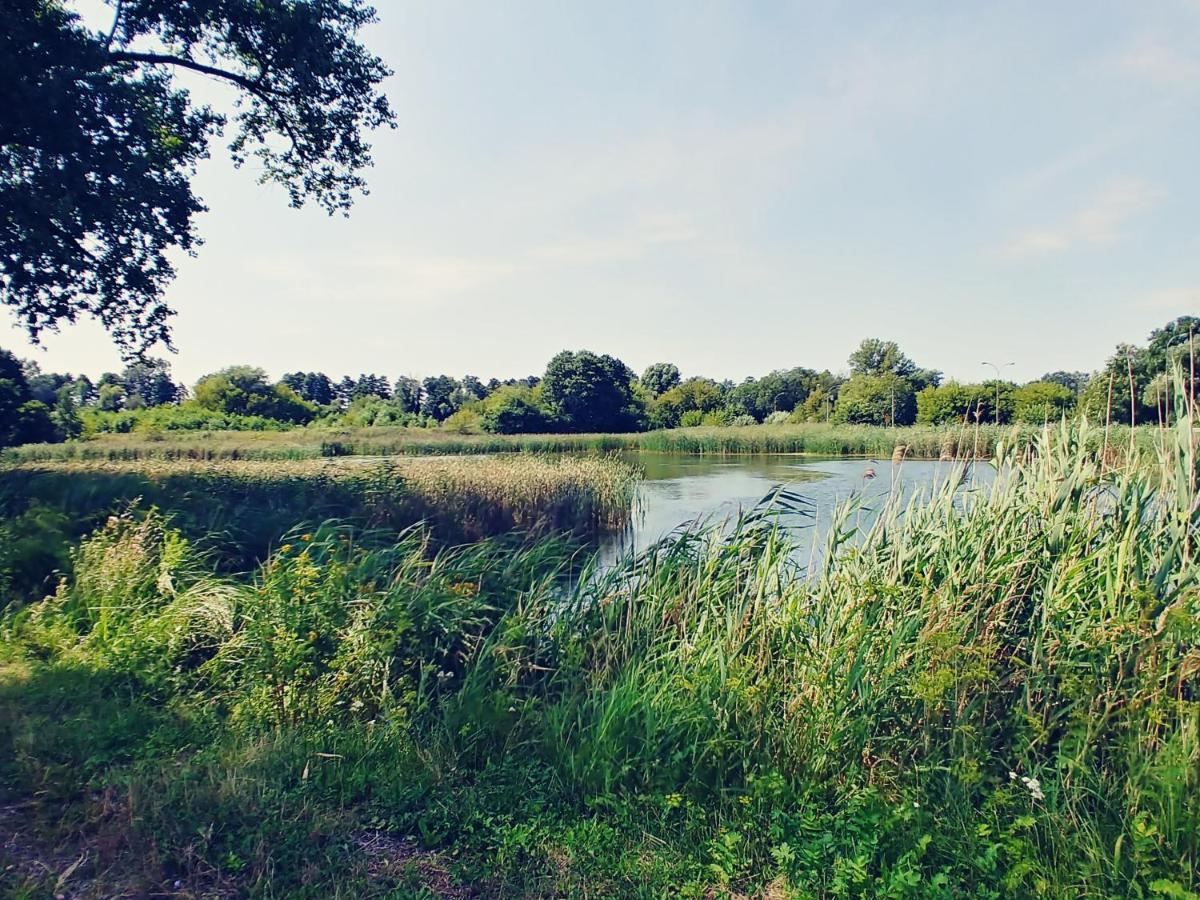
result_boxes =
[981,361,1014,426]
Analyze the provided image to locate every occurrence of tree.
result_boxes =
[193,366,316,423]
[334,376,358,408]
[51,390,82,439]
[541,350,642,433]
[910,367,944,391]
[729,368,819,421]
[0,348,57,445]
[848,339,918,379]
[461,375,487,402]
[1078,343,1157,425]
[420,375,461,422]
[121,357,180,406]
[1078,318,1200,425]
[1039,371,1090,395]
[23,364,74,405]
[1012,381,1075,424]
[282,372,335,406]
[833,374,916,426]
[2,0,395,354]
[651,378,726,429]
[350,374,391,401]
[66,375,96,407]
[641,363,681,396]
[916,382,988,425]
[97,383,127,412]
[393,376,421,414]
[479,385,549,434]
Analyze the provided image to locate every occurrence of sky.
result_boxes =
[8,1,1200,386]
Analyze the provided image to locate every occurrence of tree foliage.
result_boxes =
[193,366,315,423]
[848,338,918,379]
[641,362,681,396]
[834,374,916,426]
[1,0,395,354]
[1012,381,1075,424]
[542,350,641,433]
[479,385,549,434]
[651,378,726,429]
[0,347,56,445]
[420,375,461,422]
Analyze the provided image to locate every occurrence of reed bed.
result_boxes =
[3,420,1162,463]
[0,455,639,577]
[1,418,1197,895]
[1,427,638,462]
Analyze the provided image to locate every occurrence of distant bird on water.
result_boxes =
[863,467,877,480]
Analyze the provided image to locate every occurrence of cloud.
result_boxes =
[237,211,701,307]
[1117,38,1200,87]
[996,178,1163,258]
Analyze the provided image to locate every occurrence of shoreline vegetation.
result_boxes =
[5,326,1197,463]
[1,420,1197,895]
[0,419,1167,463]
[0,456,641,583]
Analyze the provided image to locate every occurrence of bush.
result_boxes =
[479,386,550,434]
[193,367,317,424]
[1012,381,1075,424]
[442,407,483,433]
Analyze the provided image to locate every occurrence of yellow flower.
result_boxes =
[301,534,313,542]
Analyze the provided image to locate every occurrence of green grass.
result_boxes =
[1,418,1197,896]
[2,420,1164,463]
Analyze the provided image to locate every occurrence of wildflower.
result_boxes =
[436,670,453,681]
[301,534,313,542]
[1009,771,1017,781]
[739,795,752,806]
[508,705,517,713]
[913,801,920,808]
[280,544,293,554]
[1020,776,1045,801]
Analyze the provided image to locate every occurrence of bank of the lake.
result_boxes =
[2,419,1158,463]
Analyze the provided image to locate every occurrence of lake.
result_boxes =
[598,453,996,566]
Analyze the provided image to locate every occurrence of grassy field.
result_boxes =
[1,419,1158,462]
[0,420,1196,896]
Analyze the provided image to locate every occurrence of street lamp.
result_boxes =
[981,361,1014,426]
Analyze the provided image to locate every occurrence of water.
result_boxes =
[598,453,996,565]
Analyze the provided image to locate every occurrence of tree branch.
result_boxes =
[104,0,124,50]
[105,50,307,159]
[106,50,277,98]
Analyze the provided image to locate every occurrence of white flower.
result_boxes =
[1020,776,1045,801]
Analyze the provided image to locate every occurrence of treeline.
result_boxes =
[1,317,1195,446]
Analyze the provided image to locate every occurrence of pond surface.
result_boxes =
[598,453,996,566]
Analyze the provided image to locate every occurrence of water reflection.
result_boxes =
[598,453,995,568]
